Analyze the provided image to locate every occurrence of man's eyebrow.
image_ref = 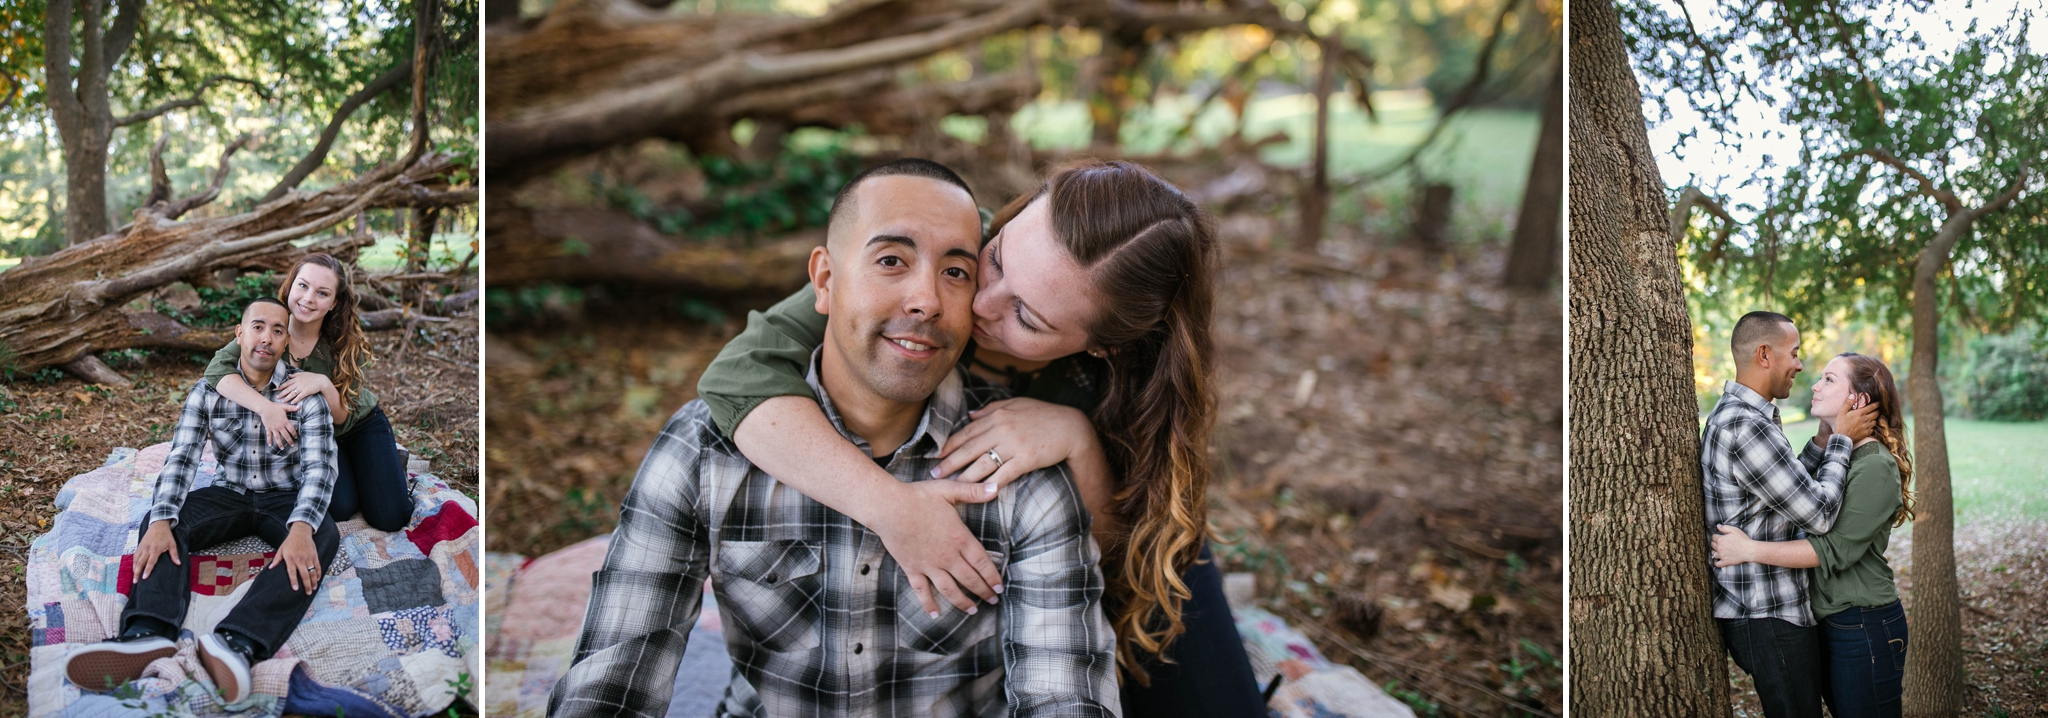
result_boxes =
[867,234,915,249]
[943,247,976,261]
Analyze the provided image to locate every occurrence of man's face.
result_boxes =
[1765,323,1804,400]
[237,302,290,375]
[813,175,982,404]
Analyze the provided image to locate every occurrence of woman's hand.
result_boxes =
[256,401,301,448]
[869,480,1006,617]
[935,398,1095,491]
[277,372,334,404]
[1711,525,1757,567]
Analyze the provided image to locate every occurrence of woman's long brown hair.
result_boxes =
[277,254,371,412]
[1836,353,1916,526]
[990,160,1217,684]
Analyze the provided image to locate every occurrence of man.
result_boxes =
[550,159,1120,717]
[1700,310,1878,718]
[61,297,340,704]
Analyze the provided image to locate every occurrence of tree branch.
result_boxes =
[102,0,146,70]
[486,0,1048,172]
[1848,148,1962,214]
[1964,167,2031,222]
[146,133,173,207]
[0,74,19,113]
[1669,185,1736,244]
[404,0,445,167]
[262,63,414,202]
[113,75,268,127]
[157,133,254,220]
[1347,0,1524,183]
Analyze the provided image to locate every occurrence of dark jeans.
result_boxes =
[120,486,340,660]
[1822,600,1908,718]
[1120,544,1266,718]
[330,406,412,532]
[1721,616,1826,718]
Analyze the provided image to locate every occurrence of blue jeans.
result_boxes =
[330,406,413,531]
[1821,600,1908,718]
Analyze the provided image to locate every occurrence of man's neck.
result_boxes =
[1733,371,1775,403]
[819,345,927,458]
[241,363,275,392]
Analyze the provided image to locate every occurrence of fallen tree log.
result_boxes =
[485,201,817,297]
[485,0,1305,178]
[0,152,473,383]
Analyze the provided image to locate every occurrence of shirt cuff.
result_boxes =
[289,506,326,530]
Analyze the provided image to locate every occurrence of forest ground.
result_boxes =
[486,180,1566,716]
[0,318,480,717]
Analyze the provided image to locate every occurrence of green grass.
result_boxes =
[1781,418,2048,524]
[1009,92,1541,211]
[344,231,478,272]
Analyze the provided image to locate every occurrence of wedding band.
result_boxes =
[306,565,319,572]
[985,449,1003,467]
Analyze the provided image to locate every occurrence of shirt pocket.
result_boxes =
[895,549,1006,655]
[715,540,823,652]
[208,416,246,453]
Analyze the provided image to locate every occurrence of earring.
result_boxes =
[1088,349,1107,359]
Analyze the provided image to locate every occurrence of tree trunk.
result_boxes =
[1297,34,1336,246]
[1567,1,1731,715]
[1900,212,1971,716]
[1503,54,1562,289]
[483,202,817,298]
[0,153,470,382]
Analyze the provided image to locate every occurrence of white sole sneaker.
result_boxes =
[196,633,253,704]
[62,636,177,692]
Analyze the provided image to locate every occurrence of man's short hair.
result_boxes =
[826,158,976,240]
[243,295,288,319]
[1731,310,1796,360]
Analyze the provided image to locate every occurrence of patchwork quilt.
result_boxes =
[483,535,730,718]
[25,443,481,718]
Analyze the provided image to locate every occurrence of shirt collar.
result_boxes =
[805,347,967,463]
[236,360,297,393]
[1721,379,1781,424]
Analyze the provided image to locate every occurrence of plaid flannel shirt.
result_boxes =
[551,354,1120,718]
[1700,380,1854,627]
[149,363,337,530]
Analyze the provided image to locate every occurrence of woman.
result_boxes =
[1712,352,1915,718]
[204,254,414,532]
[696,160,1265,716]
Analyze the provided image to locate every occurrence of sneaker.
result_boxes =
[62,634,177,692]
[196,632,254,704]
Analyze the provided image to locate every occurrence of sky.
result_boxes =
[1639,0,2047,217]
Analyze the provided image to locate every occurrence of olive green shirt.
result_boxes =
[204,338,377,437]
[696,284,1106,439]
[1806,441,1904,619]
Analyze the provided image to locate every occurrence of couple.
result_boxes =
[1703,311,1916,718]
[60,255,409,703]
[551,158,1265,717]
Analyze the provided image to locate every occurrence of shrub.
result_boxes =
[1963,332,2048,422]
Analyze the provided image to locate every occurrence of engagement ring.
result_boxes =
[986,449,1003,467]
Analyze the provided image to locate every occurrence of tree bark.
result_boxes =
[1566,1,1731,715]
[1503,54,1562,289]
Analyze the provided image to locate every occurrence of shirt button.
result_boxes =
[860,564,871,576]
[853,643,864,654]
[765,573,778,584]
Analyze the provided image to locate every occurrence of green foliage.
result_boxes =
[157,272,278,329]
[597,136,860,240]
[1632,1,2048,343]
[485,284,587,328]
[1962,330,2048,421]
[1382,680,1443,717]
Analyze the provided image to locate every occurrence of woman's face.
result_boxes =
[971,197,1098,362]
[1809,356,1853,419]
[287,264,341,326]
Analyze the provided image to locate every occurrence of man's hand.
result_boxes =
[134,520,181,581]
[871,481,1004,618]
[1710,525,1756,568]
[256,401,301,449]
[1834,395,1878,443]
[267,523,323,595]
